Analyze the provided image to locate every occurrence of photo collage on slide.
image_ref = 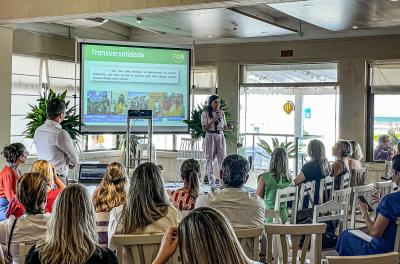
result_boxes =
[87,90,185,121]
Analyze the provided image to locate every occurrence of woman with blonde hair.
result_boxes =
[6,160,64,218]
[348,140,363,170]
[92,162,127,213]
[25,184,118,264]
[152,207,257,264]
[168,159,201,211]
[256,148,293,223]
[108,162,181,249]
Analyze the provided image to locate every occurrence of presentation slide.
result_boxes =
[80,42,190,133]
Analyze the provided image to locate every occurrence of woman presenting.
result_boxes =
[201,95,228,188]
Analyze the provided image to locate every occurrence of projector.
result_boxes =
[128,110,153,118]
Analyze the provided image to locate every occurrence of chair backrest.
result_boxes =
[319,176,334,204]
[375,181,393,199]
[395,218,400,253]
[264,223,326,264]
[350,183,375,229]
[275,186,299,224]
[176,138,206,183]
[234,227,264,261]
[340,172,350,189]
[19,243,34,264]
[313,200,348,232]
[350,167,367,187]
[95,211,111,246]
[326,252,399,264]
[298,181,316,209]
[136,143,157,164]
[265,210,281,223]
[112,233,178,264]
[332,187,352,205]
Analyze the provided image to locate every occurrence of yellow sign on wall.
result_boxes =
[283,101,295,114]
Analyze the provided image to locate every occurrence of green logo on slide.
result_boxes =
[172,51,185,64]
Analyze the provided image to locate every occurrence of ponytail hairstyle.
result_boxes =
[207,95,220,119]
[307,139,331,177]
[180,159,201,199]
[2,143,26,164]
[269,148,291,183]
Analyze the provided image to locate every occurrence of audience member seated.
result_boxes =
[348,140,364,170]
[25,184,118,264]
[0,143,27,220]
[336,154,400,256]
[7,160,64,218]
[374,134,394,161]
[195,154,265,227]
[331,140,351,190]
[256,148,293,223]
[108,162,181,249]
[152,207,260,264]
[168,159,201,211]
[92,162,127,213]
[295,139,331,204]
[0,173,50,263]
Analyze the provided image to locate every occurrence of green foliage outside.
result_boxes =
[257,137,296,158]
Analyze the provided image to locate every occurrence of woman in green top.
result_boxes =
[256,148,293,223]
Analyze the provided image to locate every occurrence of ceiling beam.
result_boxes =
[0,0,304,24]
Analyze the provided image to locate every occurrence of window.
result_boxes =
[10,55,117,153]
[10,55,41,154]
[368,62,400,161]
[240,63,338,174]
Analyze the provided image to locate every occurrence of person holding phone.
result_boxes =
[201,95,229,188]
[336,154,400,256]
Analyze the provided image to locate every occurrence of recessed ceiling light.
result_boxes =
[136,17,143,24]
[199,13,206,16]
[390,0,399,2]
[352,25,359,29]
[207,35,213,38]
[304,4,311,7]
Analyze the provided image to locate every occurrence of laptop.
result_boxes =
[78,164,108,184]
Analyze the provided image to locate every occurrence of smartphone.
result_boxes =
[358,196,373,212]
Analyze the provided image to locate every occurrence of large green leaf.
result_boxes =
[23,89,85,140]
[257,137,296,159]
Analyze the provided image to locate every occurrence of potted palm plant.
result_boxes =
[24,89,84,140]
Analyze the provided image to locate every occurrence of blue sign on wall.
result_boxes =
[304,108,311,119]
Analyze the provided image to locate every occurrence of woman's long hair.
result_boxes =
[31,160,55,187]
[179,207,252,264]
[92,162,127,213]
[307,139,331,176]
[269,148,290,183]
[36,184,99,264]
[180,159,201,199]
[207,95,220,119]
[116,162,169,234]
[334,140,352,158]
[349,140,364,161]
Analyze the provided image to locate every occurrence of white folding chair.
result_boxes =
[319,176,334,204]
[298,181,316,209]
[234,227,264,261]
[350,183,375,229]
[275,186,299,224]
[327,252,399,264]
[265,223,326,264]
[332,187,352,205]
[375,181,393,200]
[95,211,110,246]
[340,172,350,189]
[313,200,348,233]
[394,218,400,253]
[112,233,178,264]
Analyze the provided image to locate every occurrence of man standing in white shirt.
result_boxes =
[34,98,79,182]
